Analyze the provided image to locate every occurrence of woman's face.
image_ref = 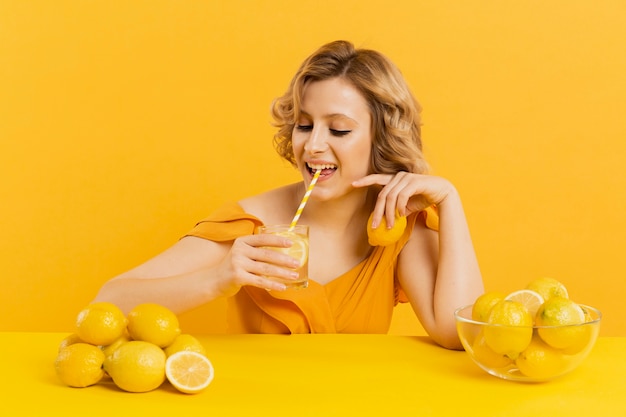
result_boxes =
[292,77,372,200]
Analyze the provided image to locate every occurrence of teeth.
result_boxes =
[307,163,337,170]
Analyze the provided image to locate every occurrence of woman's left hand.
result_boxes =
[352,172,455,228]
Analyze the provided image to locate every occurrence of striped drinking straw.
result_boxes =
[289,169,321,230]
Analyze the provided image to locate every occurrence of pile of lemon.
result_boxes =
[55,302,214,394]
[471,277,596,379]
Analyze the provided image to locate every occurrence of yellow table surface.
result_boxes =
[2,333,625,416]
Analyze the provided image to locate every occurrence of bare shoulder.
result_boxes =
[399,212,439,264]
[239,183,302,224]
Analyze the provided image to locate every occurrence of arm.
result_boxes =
[94,234,302,315]
[353,173,484,349]
[398,187,483,349]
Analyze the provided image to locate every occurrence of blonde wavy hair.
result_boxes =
[271,40,428,175]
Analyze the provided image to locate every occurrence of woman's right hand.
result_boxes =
[214,233,301,296]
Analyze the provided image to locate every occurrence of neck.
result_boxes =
[293,184,375,233]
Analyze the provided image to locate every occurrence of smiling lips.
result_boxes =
[307,162,337,176]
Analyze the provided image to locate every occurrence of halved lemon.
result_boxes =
[165,351,214,394]
[504,289,544,320]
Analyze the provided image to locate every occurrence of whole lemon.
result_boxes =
[561,306,597,355]
[484,300,533,359]
[55,343,105,388]
[471,331,513,369]
[526,277,568,302]
[536,296,586,350]
[58,333,84,352]
[367,211,407,246]
[164,334,206,357]
[127,303,181,348]
[472,292,505,322]
[516,336,569,379]
[104,340,166,393]
[75,302,127,346]
[101,333,131,359]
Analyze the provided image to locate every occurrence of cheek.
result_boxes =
[344,139,372,175]
[291,136,302,148]
[357,135,373,162]
[360,142,374,174]
[290,134,306,165]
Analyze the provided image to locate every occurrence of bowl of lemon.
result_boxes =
[454,277,602,382]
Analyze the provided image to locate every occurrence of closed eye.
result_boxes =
[330,129,351,137]
[296,125,313,132]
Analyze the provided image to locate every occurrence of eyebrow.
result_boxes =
[298,110,359,124]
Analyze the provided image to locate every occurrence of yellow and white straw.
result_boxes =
[289,169,321,230]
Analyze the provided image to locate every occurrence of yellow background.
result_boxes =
[1,1,625,335]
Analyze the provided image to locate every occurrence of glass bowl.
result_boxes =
[454,304,601,382]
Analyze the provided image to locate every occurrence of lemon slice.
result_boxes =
[165,351,214,394]
[275,231,308,266]
[504,289,544,319]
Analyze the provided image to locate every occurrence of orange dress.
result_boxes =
[185,202,439,334]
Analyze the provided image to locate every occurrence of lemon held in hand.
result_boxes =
[367,211,407,246]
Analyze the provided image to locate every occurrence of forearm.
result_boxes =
[431,188,484,346]
[93,268,223,315]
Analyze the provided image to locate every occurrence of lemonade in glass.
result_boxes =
[257,224,309,289]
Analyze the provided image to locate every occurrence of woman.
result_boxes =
[94,40,483,349]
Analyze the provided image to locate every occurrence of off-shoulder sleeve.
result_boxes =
[184,202,264,242]
[422,205,439,231]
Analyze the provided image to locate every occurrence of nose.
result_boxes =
[303,126,328,155]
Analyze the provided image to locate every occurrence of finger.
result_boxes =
[370,181,392,229]
[385,175,400,229]
[245,271,289,292]
[231,236,295,270]
[231,238,300,280]
[376,173,406,227]
[368,175,396,228]
[254,247,301,270]
[234,254,298,289]
[369,201,385,229]
[392,173,418,217]
[352,174,393,188]
[250,259,299,287]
